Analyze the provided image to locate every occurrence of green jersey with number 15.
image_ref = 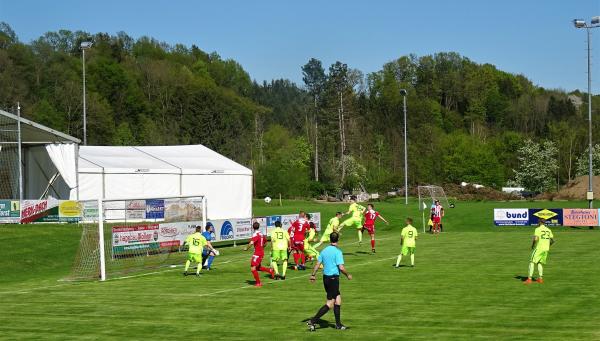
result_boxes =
[534,225,554,252]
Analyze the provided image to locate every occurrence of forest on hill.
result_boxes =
[1,22,599,197]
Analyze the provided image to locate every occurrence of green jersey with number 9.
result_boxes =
[401,225,418,247]
[534,225,554,252]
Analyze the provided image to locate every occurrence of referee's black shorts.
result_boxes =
[323,275,340,300]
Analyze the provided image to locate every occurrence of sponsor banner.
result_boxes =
[253,217,268,235]
[112,224,160,254]
[164,198,203,222]
[563,209,599,226]
[58,200,81,222]
[309,212,321,231]
[267,215,282,229]
[82,201,99,222]
[145,199,165,220]
[0,200,20,223]
[126,199,146,220]
[21,199,60,223]
[156,221,200,246]
[493,208,529,226]
[528,209,563,226]
[280,214,298,230]
[233,218,252,240]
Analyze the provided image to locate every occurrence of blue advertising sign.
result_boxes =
[528,209,563,226]
[145,199,165,219]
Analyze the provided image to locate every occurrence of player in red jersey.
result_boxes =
[431,200,444,234]
[289,211,310,270]
[244,221,274,287]
[362,204,389,253]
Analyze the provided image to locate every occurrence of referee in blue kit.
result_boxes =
[307,232,352,331]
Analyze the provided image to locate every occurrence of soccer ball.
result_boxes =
[264,196,272,204]
[213,249,220,256]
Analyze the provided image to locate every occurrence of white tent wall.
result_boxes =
[74,145,253,220]
[24,146,70,199]
[181,174,252,219]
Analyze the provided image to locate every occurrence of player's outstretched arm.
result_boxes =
[244,240,254,251]
[378,215,389,224]
[338,265,352,280]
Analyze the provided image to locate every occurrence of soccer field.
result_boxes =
[1,199,599,340]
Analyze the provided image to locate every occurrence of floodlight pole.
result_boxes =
[401,89,408,205]
[574,19,599,209]
[80,42,92,145]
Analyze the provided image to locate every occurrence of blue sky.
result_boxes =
[2,0,600,93]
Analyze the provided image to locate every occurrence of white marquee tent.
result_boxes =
[76,145,253,220]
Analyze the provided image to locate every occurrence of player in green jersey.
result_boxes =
[395,218,418,268]
[340,196,366,244]
[525,218,555,284]
[315,212,342,249]
[183,226,216,276]
[304,221,320,262]
[270,221,290,280]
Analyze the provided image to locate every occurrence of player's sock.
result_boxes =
[293,253,299,265]
[282,261,288,276]
[259,266,270,273]
[358,230,362,243]
[207,256,215,268]
[410,254,414,266]
[300,253,306,265]
[395,255,402,267]
[334,304,341,326]
[371,239,375,249]
[252,270,260,284]
[271,261,279,275]
[196,263,202,275]
[312,305,330,323]
[528,262,535,279]
[537,263,543,278]
[184,260,191,272]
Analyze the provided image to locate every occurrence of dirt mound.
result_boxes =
[555,175,600,200]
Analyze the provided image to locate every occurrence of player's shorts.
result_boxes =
[363,224,375,235]
[401,245,415,256]
[271,250,288,261]
[251,254,264,267]
[323,275,341,300]
[342,217,363,229]
[304,244,319,258]
[291,240,305,251]
[433,217,441,224]
[187,253,202,263]
[530,249,548,264]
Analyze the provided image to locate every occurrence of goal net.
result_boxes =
[417,185,449,233]
[68,195,206,281]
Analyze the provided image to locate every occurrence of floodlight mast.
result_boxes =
[573,18,600,210]
[80,41,93,145]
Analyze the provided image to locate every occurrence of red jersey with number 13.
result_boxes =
[364,209,380,226]
[251,231,267,256]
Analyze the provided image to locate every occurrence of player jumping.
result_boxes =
[244,222,274,287]
[314,212,342,249]
[362,203,389,253]
[270,220,290,280]
[431,200,444,234]
[525,218,555,284]
[304,221,320,262]
[395,218,418,268]
[289,211,310,270]
[340,196,366,245]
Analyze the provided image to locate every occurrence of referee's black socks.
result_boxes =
[312,305,330,323]
[334,304,341,326]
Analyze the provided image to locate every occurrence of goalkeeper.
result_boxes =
[183,226,216,276]
[340,196,366,245]
[201,224,219,270]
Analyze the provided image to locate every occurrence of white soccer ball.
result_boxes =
[264,196,272,204]
[213,249,220,256]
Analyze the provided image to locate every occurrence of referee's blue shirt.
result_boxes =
[318,245,344,276]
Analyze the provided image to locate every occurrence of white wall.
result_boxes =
[182,174,252,220]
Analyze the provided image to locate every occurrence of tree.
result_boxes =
[513,139,559,192]
[301,58,327,182]
[575,144,600,177]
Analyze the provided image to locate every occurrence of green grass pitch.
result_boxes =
[1,199,599,340]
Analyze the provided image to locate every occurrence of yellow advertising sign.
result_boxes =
[533,209,557,220]
[59,200,82,218]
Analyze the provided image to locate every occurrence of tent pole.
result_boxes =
[75,144,80,200]
[17,102,23,215]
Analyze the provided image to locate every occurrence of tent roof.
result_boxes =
[0,109,80,145]
[79,145,252,175]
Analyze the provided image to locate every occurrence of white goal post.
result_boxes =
[417,185,450,233]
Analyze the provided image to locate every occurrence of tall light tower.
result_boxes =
[573,17,600,209]
[80,41,93,145]
[400,89,408,205]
